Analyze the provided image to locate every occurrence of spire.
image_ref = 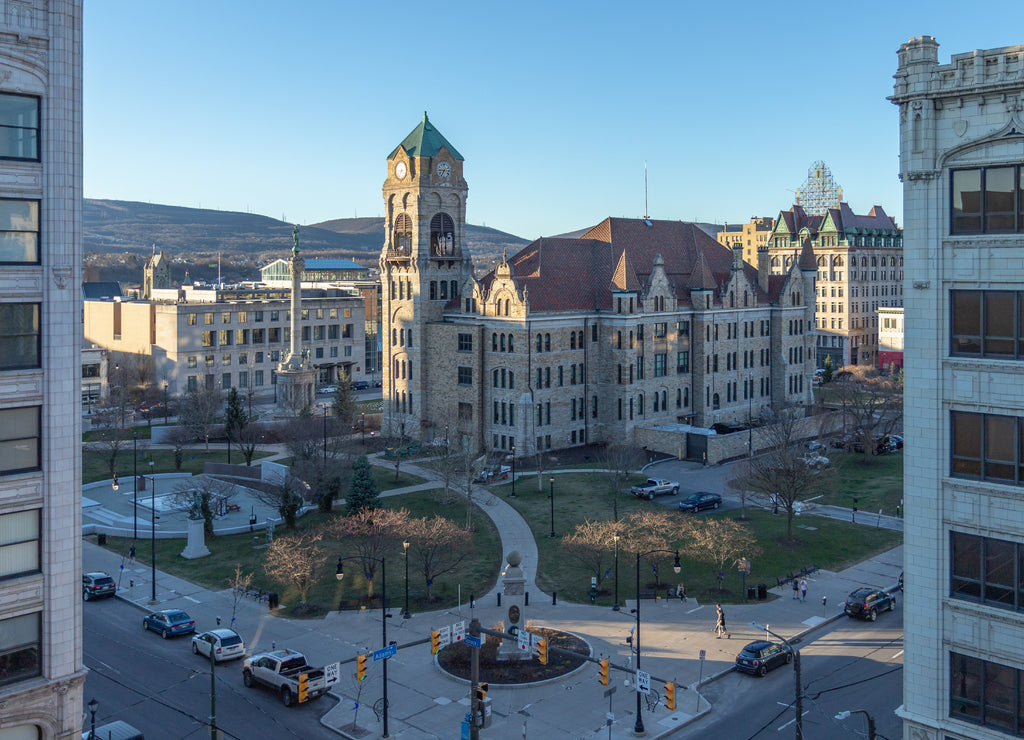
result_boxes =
[689,251,717,291]
[390,113,464,160]
[798,236,816,271]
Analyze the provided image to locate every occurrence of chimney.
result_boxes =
[757,248,769,293]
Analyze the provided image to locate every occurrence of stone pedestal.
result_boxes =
[497,550,531,662]
[276,360,315,416]
[180,517,211,559]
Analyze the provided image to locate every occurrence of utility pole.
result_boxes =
[209,644,217,739]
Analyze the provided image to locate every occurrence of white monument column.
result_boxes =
[276,225,316,415]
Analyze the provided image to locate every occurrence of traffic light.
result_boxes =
[431,630,441,655]
[297,673,309,703]
[665,681,675,710]
[537,639,547,665]
[356,653,367,681]
[474,682,489,703]
[598,658,609,686]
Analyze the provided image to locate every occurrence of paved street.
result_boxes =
[81,453,903,739]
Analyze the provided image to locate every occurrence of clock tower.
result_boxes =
[380,113,471,439]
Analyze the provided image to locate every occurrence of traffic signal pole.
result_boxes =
[470,618,481,740]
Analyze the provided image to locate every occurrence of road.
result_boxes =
[681,605,903,739]
[83,598,338,739]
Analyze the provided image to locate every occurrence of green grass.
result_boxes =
[83,426,152,443]
[262,458,426,491]
[90,489,501,618]
[83,448,273,484]
[490,472,901,605]
[813,451,904,514]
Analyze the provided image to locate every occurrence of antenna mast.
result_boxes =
[644,161,648,220]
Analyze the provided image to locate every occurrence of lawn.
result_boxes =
[489,471,901,606]
[813,451,904,515]
[266,458,426,492]
[90,488,501,619]
[83,447,274,484]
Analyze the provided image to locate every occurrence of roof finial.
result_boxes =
[423,111,429,123]
[292,224,300,255]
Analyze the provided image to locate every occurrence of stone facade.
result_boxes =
[716,216,774,267]
[0,2,86,738]
[380,116,817,459]
[893,36,1024,740]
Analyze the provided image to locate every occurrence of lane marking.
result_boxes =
[777,711,809,731]
[184,596,200,603]
[891,649,904,660]
[686,606,704,614]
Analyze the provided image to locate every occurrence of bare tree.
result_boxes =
[683,518,761,593]
[825,365,903,461]
[227,565,254,626]
[90,402,131,476]
[237,423,264,466]
[745,407,836,539]
[561,519,620,589]
[283,413,321,463]
[263,531,328,605]
[618,510,694,587]
[169,476,235,535]
[406,514,474,602]
[179,385,223,449]
[328,508,411,599]
[600,443,646,521]
[166,425,192,471]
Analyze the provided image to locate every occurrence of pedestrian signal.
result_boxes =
[665,681,675,710]
[599,658,609,686]
[537,639,547,665]
[475,682,489,703]
[356,653,367,681]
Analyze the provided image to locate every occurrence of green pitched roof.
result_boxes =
[389,112,464,161]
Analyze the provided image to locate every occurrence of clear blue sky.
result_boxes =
[84,2,1024,241]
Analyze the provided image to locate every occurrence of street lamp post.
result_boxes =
[132,432,138,541]
[402,540,410,619]
[751,621,802,739]
[632,549,682,734]
[360,412,366,446]
[835,710,876,739]
[612,532,620,611]
[88,698,98,738]
[510,445,516,498]
[322,403,328,461]
[337,555,392,738]
[548,477,556,537]
[149,461,157,603]
[163,381,168,425]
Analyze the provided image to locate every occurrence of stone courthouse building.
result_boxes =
[380,114,817,458]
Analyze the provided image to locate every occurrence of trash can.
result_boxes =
[757,584,768,601]
[746,586,756,601]
[268,592,279,609]
[97,533,107,546]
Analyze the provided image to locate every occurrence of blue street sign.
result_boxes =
[464,635,482,649]
[373,644,397,662]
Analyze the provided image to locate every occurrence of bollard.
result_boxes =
[552,591,557,606]
[216,616,221,626]
[470,594,475,609]
[525,591,529,607]
[822,596,828,617]
[497,593,501,607]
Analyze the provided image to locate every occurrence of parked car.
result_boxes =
[82,572,117,601]
[801,452,830,468]
[192,628,246,662]
[844,587,896,621]
[143,609,196,638]
[630,478,680,500]
[805,441,827,453]
[735,640,793,676]
[351,380,369,390]
[678,492,722,513]
[242,648,328,706]
[316,385,338,395]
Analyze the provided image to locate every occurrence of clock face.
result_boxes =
[395,161,407,180]
[436,161,452,180]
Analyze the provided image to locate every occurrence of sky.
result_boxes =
[84,1,1024,241]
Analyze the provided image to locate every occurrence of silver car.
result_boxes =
[191,628,245,662]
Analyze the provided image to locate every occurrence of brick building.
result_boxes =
[380,115,817,458]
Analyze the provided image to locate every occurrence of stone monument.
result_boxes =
[180,493,211,559]
[497,550,530,662]
[275,225,316,415]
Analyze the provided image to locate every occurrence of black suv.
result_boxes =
[83,572,117,601]
[844,587,896,621]
[735,640,793,677]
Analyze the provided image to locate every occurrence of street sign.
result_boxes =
[603,687,616,698]
[518,634,529,650]
[453,620,466,642]
[373,644,397,662]
[324,662,340,686]
[699,649,706,661]
[636,670,651,695]
[464,635,482,649]
[439,625,452,648]
[737,557,751,574]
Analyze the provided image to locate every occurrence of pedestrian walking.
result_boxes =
[792,579,799,600]
[678,582,686,603]
[714,603,730,639]
[800,578,808,602]
[128,543,136,567]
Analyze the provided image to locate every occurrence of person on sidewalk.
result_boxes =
[678,582,686,603]
[792,579,799,600]
[714,604,730,638]
[128,543,136,567]
[800,578,808,602]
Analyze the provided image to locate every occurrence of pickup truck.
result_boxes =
[242,649,327,706]
[630,478,680,500]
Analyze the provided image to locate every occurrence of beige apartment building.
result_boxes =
[716,216,774,266]
[84,284,366,400]
[766,202,903,367]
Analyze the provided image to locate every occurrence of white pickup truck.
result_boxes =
[242,649,327,706]
[630,478,680,500]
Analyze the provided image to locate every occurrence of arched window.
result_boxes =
[430,213,455,255]
[578,331,584,347]
[393,213,412,254]
[661,390,667,410]
[504,299,510,315]
[392,328,397,345]
[570,333,576,350]
[744,290,749,307]
[544,334,551,352]
[638,394,644,415]
[536,334,543,352]
[653,392,659,412]
[500,334,506,352]
[616,331,622,348]
[508,334,514,352]
[712,393,720,410]
[492,333,498,352]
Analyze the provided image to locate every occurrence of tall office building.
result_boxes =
[0,1,84,738]
[893,37,1024,739]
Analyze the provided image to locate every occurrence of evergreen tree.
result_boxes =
[822,355,834,384]
[347,455,379,515]
[332,367,356,424]
[224,386,248,442]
